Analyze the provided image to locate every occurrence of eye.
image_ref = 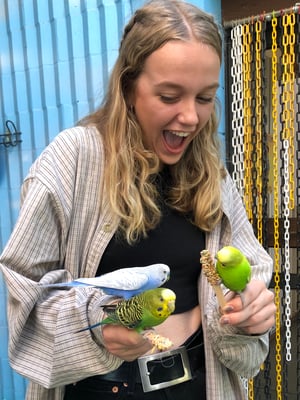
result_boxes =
[160,95,179,104]
[196,96,214,104]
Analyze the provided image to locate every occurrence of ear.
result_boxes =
[126,92,136,114]
[126,94,134,108]
[128,105,135,114]
[125,84,136,108]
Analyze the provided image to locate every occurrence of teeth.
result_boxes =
[167,130,189,138]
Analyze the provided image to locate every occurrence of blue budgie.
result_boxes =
[43,263,170,299]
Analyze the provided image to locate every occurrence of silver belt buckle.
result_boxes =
[137,346,192,392]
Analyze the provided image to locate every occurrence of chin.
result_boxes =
[159,153,184,166]
[161,160,181,167]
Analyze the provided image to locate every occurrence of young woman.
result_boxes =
[0,1,275,399]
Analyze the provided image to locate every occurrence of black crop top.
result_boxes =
[97,171,205,314]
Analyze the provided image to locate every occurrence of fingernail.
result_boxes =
[223,305,234,313]
[221,317,230,325]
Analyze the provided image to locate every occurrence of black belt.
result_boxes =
[72,327,205,394]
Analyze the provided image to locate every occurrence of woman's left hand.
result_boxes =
[220,280,276,335]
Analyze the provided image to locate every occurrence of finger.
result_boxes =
[222,281,267,314]
[237,314,275,335]
[102,325,152,360]
[223,288,274,316]
[220,301,276,331]
[106,338,151,361]
[222,293,244,314]
[234,280,267,308]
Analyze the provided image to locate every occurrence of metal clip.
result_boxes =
[0,120,22,147]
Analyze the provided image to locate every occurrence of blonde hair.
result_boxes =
[80,0,225,244]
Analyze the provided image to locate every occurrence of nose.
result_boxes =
[177,100,199,126]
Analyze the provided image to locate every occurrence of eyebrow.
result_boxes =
[154,81,220,91]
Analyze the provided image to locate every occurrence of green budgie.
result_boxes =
[78,287,176,333]
[216,246,251,292]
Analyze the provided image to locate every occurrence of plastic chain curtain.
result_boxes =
[224,5,300,400]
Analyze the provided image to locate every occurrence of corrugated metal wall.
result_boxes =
[0,0,222,398]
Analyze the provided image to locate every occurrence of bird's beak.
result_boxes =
[168,300,175,312]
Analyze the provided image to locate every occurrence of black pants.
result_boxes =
[64,328,206,400]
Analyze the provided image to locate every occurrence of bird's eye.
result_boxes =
[157,307,163,311]
[160,297,164,302]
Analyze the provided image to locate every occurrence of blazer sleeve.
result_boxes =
[0,129,123,388]
[205,173,273,378]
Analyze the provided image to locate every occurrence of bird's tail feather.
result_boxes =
[41,281,84,288]
[75,321,103,333]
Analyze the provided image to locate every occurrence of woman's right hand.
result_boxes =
[102,325,152,361]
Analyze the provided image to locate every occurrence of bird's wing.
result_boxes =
[75,267,150,290]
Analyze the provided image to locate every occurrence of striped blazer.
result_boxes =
[0,126,273,399]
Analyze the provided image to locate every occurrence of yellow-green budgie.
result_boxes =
[78,287,176,333]
[216,246,251,292]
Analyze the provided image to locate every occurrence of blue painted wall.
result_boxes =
[0,1,222,398]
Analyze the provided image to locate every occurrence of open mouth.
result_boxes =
[162,130,189,152]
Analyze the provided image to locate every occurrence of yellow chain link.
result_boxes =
[248,379,254,400]
[282,13,295,210]
[288,13,295,210]
[288,14,295,210]
[255,20,263,244]
[242,23,253,222]
[248,21,264,400]
[271,15,282,400]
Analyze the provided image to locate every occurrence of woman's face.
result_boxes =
[131,39,220,166]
